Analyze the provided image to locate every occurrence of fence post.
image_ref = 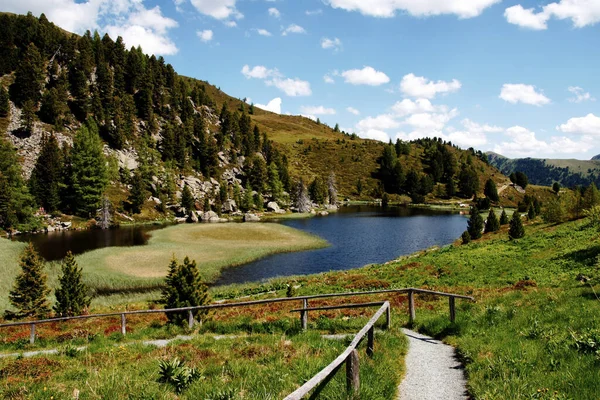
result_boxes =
[29,323,36,344]
[346,349,360,395]
[121,314,126,336]
[367,327,374,357]
[408,290,415,323]
[301,298,308,331]
[188,310,194,329]
[385,304,391,330]
[449,296,456,323]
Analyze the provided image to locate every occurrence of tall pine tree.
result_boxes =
[484,208,500,233]
[0,86,9,117]
[11,43,44,107]
[30,134,62,212]
[467,206,484,240]
[70,121,108,217]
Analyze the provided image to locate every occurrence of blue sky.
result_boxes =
[4,0,600,159]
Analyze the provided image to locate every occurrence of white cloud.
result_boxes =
[321,37,342,51]
[441,118,503,148]
[357,114,401,132]
[267,78,312,97]
[493,126,592,157]
[400,73,462,99]
[568,86,595,103]
[505,0,600,29]
[361,129,391,142]
[256,28,272,36]
[300,106,336,115]
[282,24,306,35]
[557,113,600,136]
[301,114,318,121]
[241,65,275,79]
[190,0,243,20]
[404,109,459,131]
[499,83,551,106]
[504,5,549,30]
[347,107,360,115]
[326,0,501,19]
[268,7,281,18]
[391,98,437,117]
[196,29,214,42]
[224,20,237,27]
[306,9,323,16]
[461,118,504,133]
[341,66,390,86]
[3,0,179,55]
[324,75,335,84]
[242,64,311,96]
[256,98,282,114]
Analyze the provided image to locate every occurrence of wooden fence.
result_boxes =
[0,288,474,345]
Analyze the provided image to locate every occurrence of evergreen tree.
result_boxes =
[484,179,499,202]
[515,172,528,189]
[70,121,108,217]
[247,155,267,192]
[484,208,500,233]
[20,99,36,133]
[11,43,44,106]
[467,206,484,240]
[30,134,62,212]
[446,179,456,198]
[527,204,536,220]
[181,184,195,213]
[0,138,34,229]
[7,243,50,319]
[128,170,147,214]
[160,256,210,325]
[268,162,284,202]
[499,209,509,225]
[509,211,525,239]
[461,231,471,245]
[54,251,90,317]
[582,183,600,210]
[458,166,479,198]
[0,86,9,117]
[552,182,561,194]
[241,184,254,212]
[309,176,328,205]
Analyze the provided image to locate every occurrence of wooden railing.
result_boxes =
[0,288,473,344]
[284,302,391,399]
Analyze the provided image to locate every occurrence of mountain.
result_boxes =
[0,12,517,231]
[486,152,600,188]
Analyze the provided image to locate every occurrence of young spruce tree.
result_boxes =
[161,256,210,325]
[509,211,525,239]
[54,251,90,317]
[499,209,509,225]
[7,243,50,319]
[467,206,484,240]
[484,208,500,233]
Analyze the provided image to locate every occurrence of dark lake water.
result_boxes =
[13,206,467,284]
[13,225,164,261]
[214,205,467,286]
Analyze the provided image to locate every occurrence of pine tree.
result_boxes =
[552,182,561,194]
[484,179,499,202]
[160,256,210,325]
[0,86,9,117]
[20,99,36,133]
[499,209,509,225]
[11,43,44,107]
[70,121,108,217]
[527,204,536,220]
[484,208,500,233]
[241,184,254,212]
[181,184,195,214]
[309,176,328,205]
[509,211,525,239]
[7,243,50,319]
[268,162,284,202]
[467,206,484,240]
[461,231,471,245]
[30,134,62,212]
[54,251,90,317]
[128,170,147,214]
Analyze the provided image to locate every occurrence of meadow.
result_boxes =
[0,223,328,312]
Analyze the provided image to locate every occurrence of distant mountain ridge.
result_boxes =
[486,152,600,188]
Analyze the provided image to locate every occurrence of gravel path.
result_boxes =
[398,329,468,400]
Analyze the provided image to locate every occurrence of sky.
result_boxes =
[3,0,600,160]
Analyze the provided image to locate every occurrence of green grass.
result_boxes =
[0,223,328,312]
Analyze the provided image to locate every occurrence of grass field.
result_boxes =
[0,223,328,312]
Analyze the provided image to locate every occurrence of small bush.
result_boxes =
[157,358,202,393]
[461,231,471,245]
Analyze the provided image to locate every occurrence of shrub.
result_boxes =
[461,231,471,245]
[509,212,525,239]
[499,209,509,225]
[157,358,202,393]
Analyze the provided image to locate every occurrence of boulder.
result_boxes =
[318,211,329,216]
[243,213,261,222]
[61,221,72,229]
[266,201,281,213]
[201,211,219,222]
[175,217,187,224]
[223,199,237,213]
[188,211,199,223]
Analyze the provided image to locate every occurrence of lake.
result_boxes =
[14,206,467,283]
[215,205,467,285]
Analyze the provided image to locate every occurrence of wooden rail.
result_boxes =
[0,288,473,344]
[284,302,391,400]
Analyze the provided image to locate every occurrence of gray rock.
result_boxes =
[267,201,280,212]
[175,217,187,224]
[223,199,237,213]
[188,211,199,223]
[243,213,261,222]
[201,211,219,222]
[61,222,72,229]
[318,211,329,216]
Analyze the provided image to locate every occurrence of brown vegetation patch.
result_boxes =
[397,262,421,271]
[342,274,391,290]
[514,279,538,290]
[0,357,61,381]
